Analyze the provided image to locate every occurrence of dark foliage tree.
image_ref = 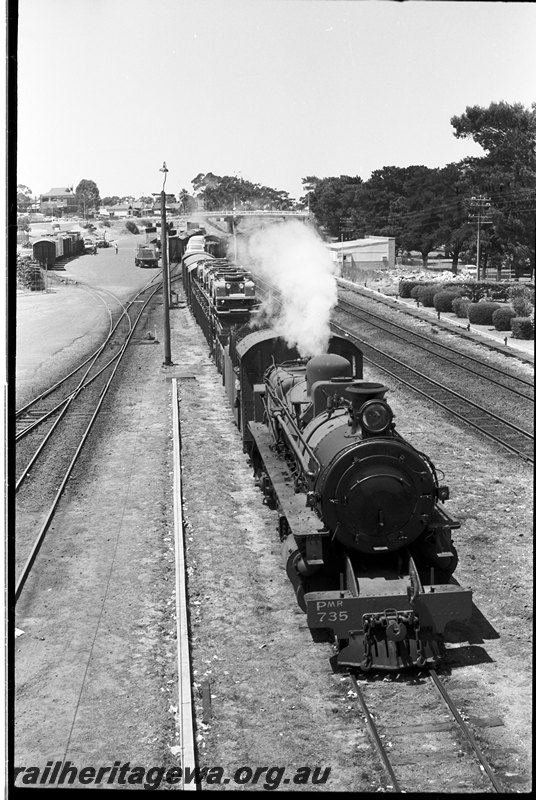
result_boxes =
[76,179,101,217]
[17,184,32,212]
[179,189,197,213]
[306,175,363,238]
[451,101,536,278]
[192,173,292,211]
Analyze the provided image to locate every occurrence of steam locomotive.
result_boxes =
[182,241,472,671]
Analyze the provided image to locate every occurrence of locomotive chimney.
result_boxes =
[345,382,388,412]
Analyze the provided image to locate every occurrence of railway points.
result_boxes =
[12,229,533,792]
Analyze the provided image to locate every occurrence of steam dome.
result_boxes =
[306,354,352,394]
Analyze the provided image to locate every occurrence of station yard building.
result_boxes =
[328,236,395,279]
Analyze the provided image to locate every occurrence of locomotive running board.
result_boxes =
[249,422,329,559]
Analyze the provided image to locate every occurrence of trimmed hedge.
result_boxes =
[410,285,422,300]
[399,280,423,298]
[400,279,524,303]
[433,290,461,313]
[492,307,517,331]
[452,297,471,318]
[417,284,439,307]
[511,317,534,340]
[467,302,501,325]
[445,281,517,302]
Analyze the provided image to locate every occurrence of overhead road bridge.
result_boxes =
[197,209,310,218]
[197,209,311,234]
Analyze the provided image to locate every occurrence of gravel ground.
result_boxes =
[14,267,532,792]
[15,299,182,787]
[173,286,532,791]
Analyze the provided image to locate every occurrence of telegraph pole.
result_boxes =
[160,162,173,366]
[468,196,492,281]
[232,199,238,263]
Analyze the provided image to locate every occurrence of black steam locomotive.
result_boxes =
[182,243,472,671]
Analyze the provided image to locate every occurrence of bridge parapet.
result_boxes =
[197,209,310,218]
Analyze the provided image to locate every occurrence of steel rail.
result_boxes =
[15,292,133,439]
[15,285,161,602]
[330,322,533,462]
[16,335,127,443]
[428,669,503,793]
[349,674,401,792]
[15,285,117,418]
[15,274,162,420]
[351,671,503,793]
[171,378,198,791]
[16,283,157,484]
[254,276,532,459]
[337,297,534,399]
[15,269,170,439]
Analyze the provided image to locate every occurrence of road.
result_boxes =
[15,229,162,407]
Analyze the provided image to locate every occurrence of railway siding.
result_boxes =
[14,263,532,792]
[338,279,533,366]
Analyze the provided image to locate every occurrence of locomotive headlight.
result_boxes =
[239,283,244,289]
[359,400,393,434]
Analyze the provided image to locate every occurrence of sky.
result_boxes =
[15,0,536,203]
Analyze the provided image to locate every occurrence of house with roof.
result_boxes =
[40,187,77,214]
[104,203,133,218]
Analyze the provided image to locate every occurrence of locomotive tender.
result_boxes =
[182,238,472,671]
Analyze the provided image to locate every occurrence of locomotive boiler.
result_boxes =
[246,344,472,671]
[180,239,473,671]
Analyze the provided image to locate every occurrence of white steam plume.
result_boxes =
[246,221,339,357]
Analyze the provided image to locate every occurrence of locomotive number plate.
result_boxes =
[308,599,349,625]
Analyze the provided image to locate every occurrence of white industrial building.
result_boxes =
[327,236,395,278]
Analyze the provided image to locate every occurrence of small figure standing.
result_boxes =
[114,242,118,254]
[93,244,98,255]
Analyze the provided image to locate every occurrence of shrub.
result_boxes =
[492,306,517,331]
[124,220,140,234]
[410,285,421,300]
[506,284,535,317]
[417,284,440,307]
[399,280,422,298]
[511,317,534,340]
[467,302,501,325]
[452,297,471,318]
[433,290,460,313]
[17,259,44,290]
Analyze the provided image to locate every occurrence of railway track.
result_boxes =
[253,275,533,461]
[330,319,533,463]
[336,296,534,402]
[15,276,166,601]
[350,669,506,793]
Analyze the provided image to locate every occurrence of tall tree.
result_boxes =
[17,184,32,212]
[76,179,101,217]
[192,174,293,211]
[451,101,536,277]
[307,175,363,238]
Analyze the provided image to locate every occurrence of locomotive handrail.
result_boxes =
[272,411,319,478]
[265,383,321,473]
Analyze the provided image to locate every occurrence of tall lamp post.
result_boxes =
[160,162,173,366]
